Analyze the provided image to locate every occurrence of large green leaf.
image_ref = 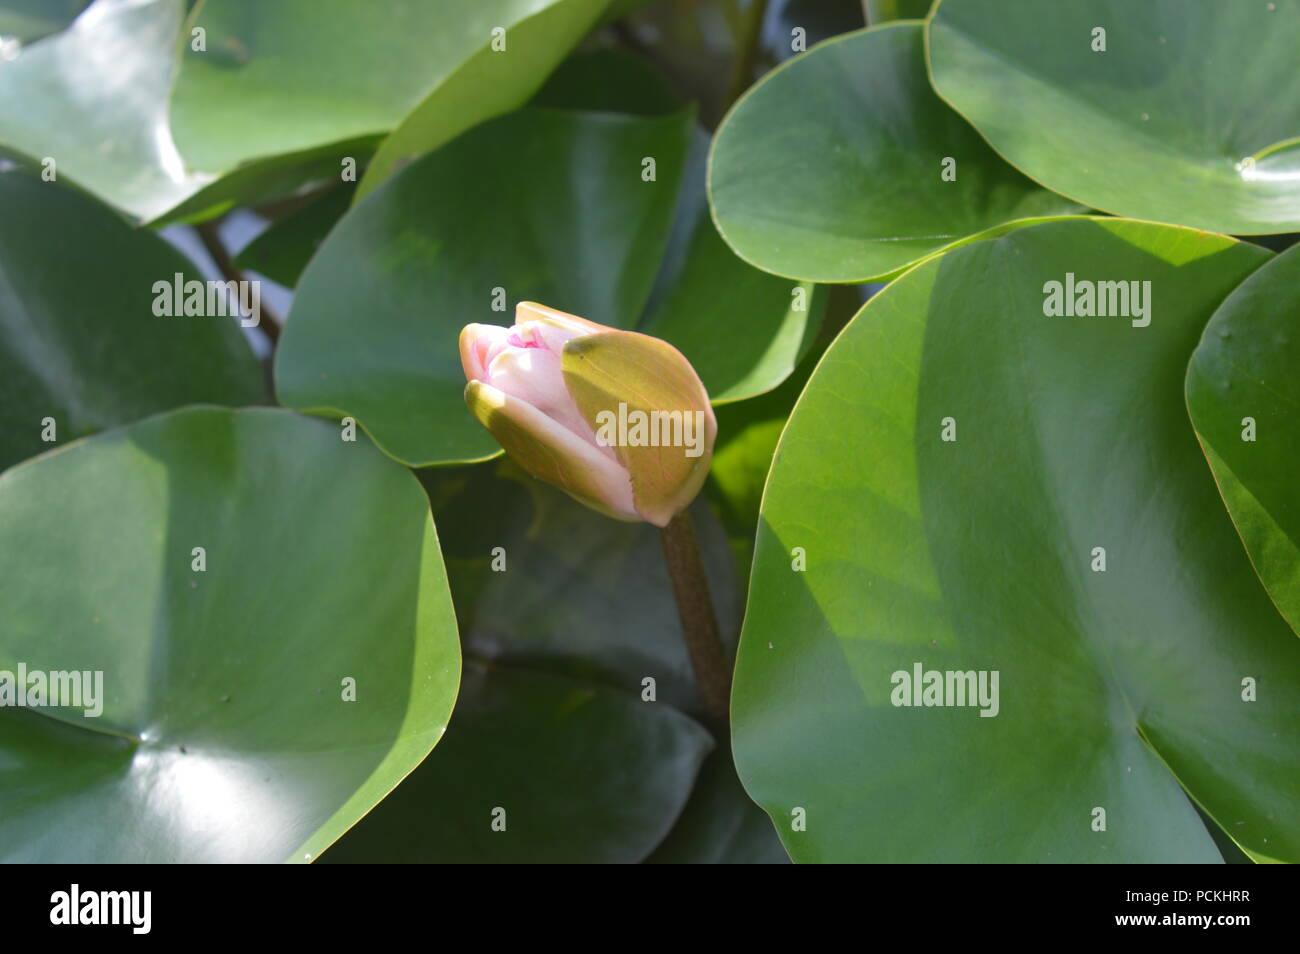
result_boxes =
[1187,243,1300,637]
[708,22,1080,283]
[277,107,818,466]
[928,0,1300,235]
[0,173,263,470]
[0,407,460,862]
[351,0,611,200]
[734,217,1300,863]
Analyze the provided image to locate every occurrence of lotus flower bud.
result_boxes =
[461,302,717,527]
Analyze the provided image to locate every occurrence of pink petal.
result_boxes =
[459,323,512,383]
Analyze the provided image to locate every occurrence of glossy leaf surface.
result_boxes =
[0,408,461,862]
[734,219,1297,862]
[928,0,1300,234]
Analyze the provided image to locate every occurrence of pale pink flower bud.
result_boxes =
[461,302,716,526]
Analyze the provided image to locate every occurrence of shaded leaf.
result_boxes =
[645,747,790,864]
[432,461,739,718]
[0,172,262,470]
[323,660,711,864]
[530,46,681,116]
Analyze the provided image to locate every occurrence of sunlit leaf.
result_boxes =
[734,218,1298,862]
[0,407,461,862]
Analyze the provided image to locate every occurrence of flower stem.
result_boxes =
[659,510,731,724]
[724,0,770,110]
[196,220,282,344]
